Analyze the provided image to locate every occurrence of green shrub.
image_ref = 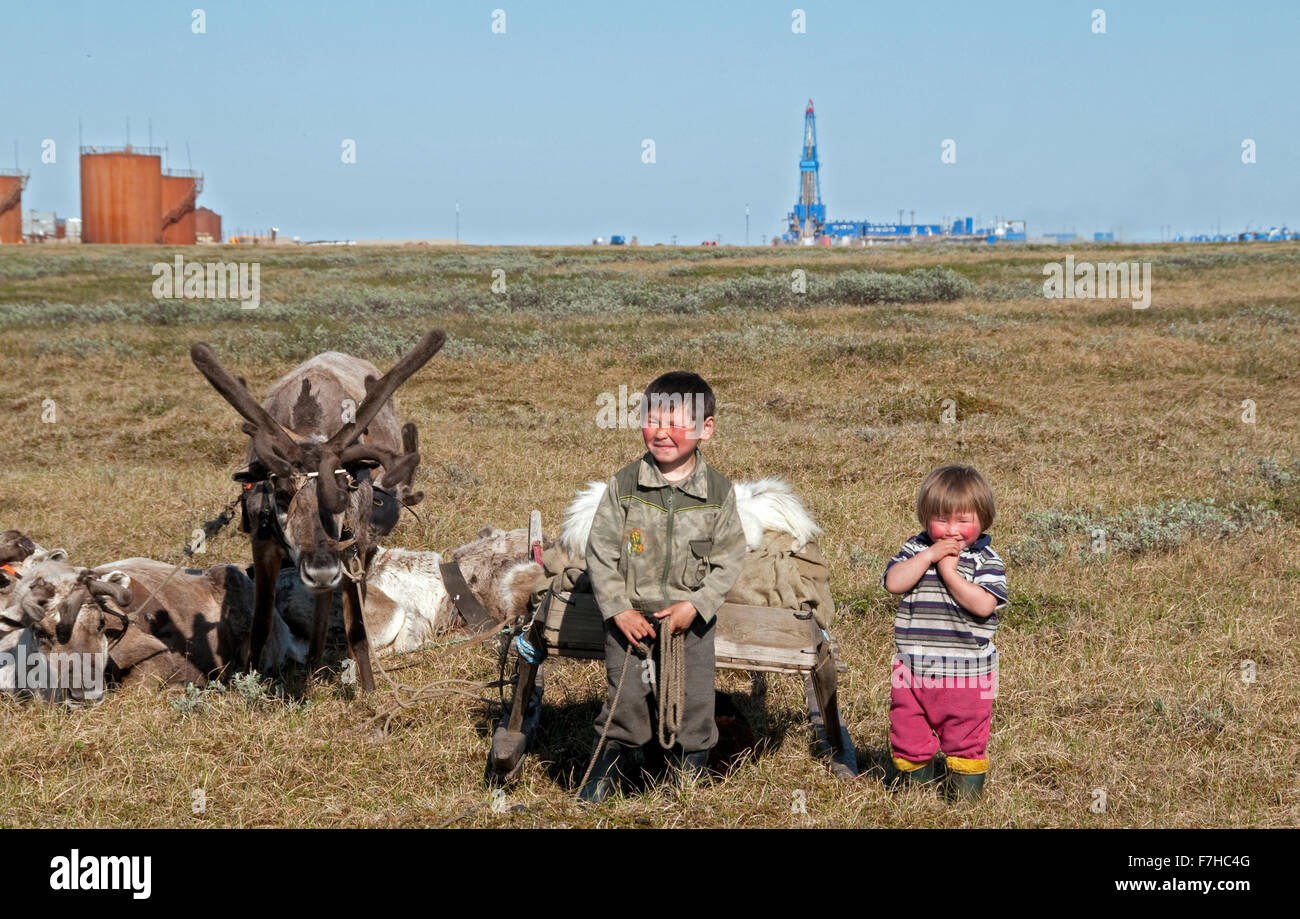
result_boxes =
[1009,497,1278,564]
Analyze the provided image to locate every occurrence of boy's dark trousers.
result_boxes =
[593,609,718,754]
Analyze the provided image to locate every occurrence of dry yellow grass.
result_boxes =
[0,242,1296,827]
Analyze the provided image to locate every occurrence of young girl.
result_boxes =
[881,465,1008,800]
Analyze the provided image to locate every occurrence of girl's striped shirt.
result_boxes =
[881,532,1007,677]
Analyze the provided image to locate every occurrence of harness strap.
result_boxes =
[254,481,294,555]
[439,561,496,633]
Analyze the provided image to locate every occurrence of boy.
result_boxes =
[579,372,747,804]
[881,464,1007,800]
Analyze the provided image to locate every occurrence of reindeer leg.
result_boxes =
[307,590,332,680]
[342,578,375,692]
[249,543,282,674]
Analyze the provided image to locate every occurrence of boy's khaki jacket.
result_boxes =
[586,449,747,624]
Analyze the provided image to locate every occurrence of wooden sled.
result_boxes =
[486,512,859,785]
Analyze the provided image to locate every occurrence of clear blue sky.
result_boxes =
[5,0,1297,243]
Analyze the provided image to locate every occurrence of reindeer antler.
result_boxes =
[389,423,424,506]
[324,329,445,453]
[315,331,443,513]
[191,342,302,467]
[316,442,402,513]
[83,573,134,609]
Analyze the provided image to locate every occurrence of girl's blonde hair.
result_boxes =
[917,465,996,531]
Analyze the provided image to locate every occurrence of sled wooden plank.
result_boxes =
[714,603,818,670]
[803,614,858,779]
[804,670,859,780]
[715,659,808,675]
[490,509,552,785]
[715,604,847,672]
[543,592,845,671]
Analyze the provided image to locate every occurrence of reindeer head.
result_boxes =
[0,530,37,567]
[190,330,445,593]
[0,529,40,604]
[6,551,130,704]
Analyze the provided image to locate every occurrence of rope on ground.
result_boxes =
[435,803,487,829]
[403,625,511,656]
[364,620,517,732]
[130,490,243,622]
[575,639,640,798]
[365,662,495,734]
[363,568,539,735]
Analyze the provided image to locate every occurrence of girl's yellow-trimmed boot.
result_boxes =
[943,756,988,801]
[890,755,937,786]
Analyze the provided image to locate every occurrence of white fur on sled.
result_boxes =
[558,476,822,558]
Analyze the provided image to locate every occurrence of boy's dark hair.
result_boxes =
[643,371,716,424]
[917,465,996,532]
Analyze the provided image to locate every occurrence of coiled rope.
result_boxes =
[655,625,685,750]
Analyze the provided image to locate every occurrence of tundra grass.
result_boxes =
[0,243,1296,827]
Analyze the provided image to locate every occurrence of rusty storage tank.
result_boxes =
[161,170,203,244]
[194,206,222,243]
[0,169,28,243]
[80,146,163,243]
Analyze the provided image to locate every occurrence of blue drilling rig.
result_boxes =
[785,100,826,242]
[780,100,1011,244]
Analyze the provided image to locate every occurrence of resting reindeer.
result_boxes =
[89,528,542,687]
[90,558,255,689]
[0,543,132,704]
[0,529,37,567]
[271,527,543,666]
[0,534,49,693]
[0,530,38,607]
[190,329,446,692]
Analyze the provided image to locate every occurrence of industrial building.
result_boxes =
[17,210,81,242]
[160,169,203,244]
[22,210,57,240]
[1173,227,1297,243]
[0,144,220,244]
[77,145,215,244]
[0,168,28,243]
[780,100,1022,245]
[80,146,163,243]
[194,206,222,243]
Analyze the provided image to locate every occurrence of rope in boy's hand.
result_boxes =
[656,624,685,750]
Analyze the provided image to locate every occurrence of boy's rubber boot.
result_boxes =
[944,771,987,802]
[890,756,937,787]
[578,743,628,805]
[679,749,711,788]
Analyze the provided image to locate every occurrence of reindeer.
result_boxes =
[92,526,544,691]
[190,329,446,692]
[1,547,132,703]
[91,557,254,689]
[272,526,545,662]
